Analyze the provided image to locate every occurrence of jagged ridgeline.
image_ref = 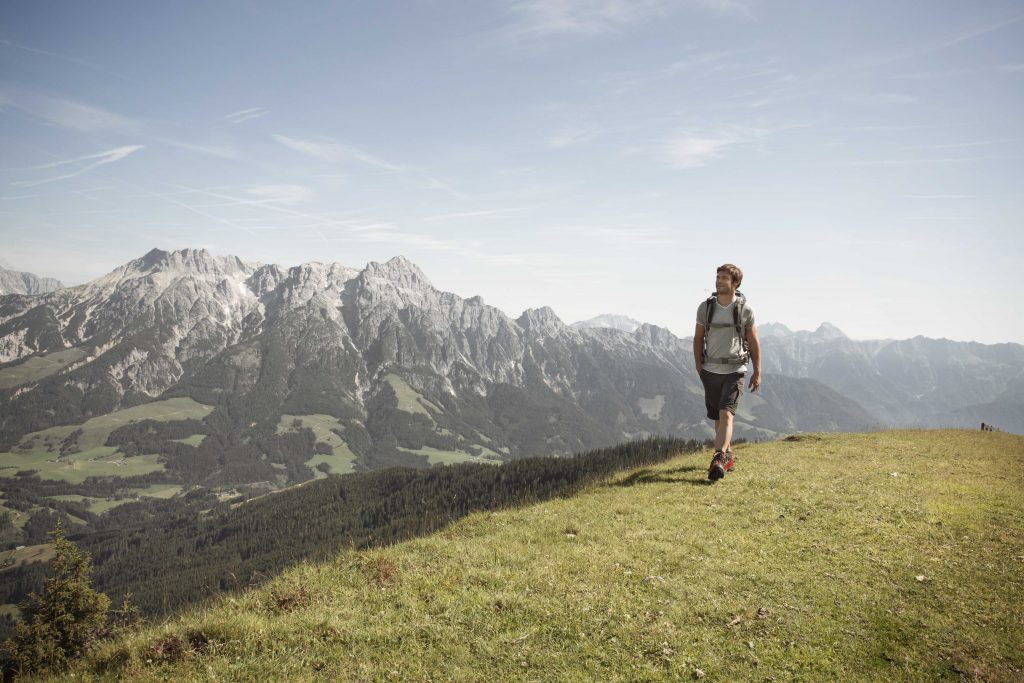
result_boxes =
[0,436,702,625]
[0,248,885,472]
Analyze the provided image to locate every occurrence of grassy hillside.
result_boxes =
[0,397,212,483]
[59,430,1024,681]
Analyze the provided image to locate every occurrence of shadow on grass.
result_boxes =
[611,465,712,487]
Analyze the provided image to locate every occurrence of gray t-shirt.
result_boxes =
[696,298,755,375]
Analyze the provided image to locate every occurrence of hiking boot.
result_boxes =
[724,449,735,472]
[708,451,728,481]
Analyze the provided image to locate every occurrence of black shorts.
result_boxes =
[699,369,744,420]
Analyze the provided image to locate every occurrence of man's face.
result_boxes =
[715,270,735,294]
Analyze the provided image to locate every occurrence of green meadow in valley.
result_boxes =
[0,397,212,483]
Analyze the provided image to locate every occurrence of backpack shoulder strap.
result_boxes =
[733,292,745,334]
[734,293,749,354]
[701,296,715,361]
[704,295,716,328]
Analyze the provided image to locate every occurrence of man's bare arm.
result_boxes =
[694,323,704,374]
[746,324,761,391]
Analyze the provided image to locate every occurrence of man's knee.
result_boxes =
[718,409,734,422]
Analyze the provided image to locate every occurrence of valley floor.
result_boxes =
[60,430,1024,681]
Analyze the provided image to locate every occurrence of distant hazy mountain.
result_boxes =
[0,265,63,296]
[754,323,1024,433]
[571,314,643,334]
[0,248,883,493]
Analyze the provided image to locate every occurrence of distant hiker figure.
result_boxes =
[981,422,986,431]
[694,264,762,481]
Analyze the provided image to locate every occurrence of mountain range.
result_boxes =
[0,265,63,297]
[1,248,1020,495]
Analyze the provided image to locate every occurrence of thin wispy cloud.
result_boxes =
[350,230,459,252]
[86,178,262,237]
[664,135,737,168]
[350,228,556,275]
[0,87,138,132]
[0,37,132,81]
[842,92,919,106]
[245,184,313,204]
[273,134,405,172]
[346,222,396,233]
[155,137,242,160]
[13,145,144,187]
[899,138,1024,151]
[548,125,600,148]
[846,11,1024,71]
[905,194,975,200]
[224,107,269,124]
[424,177,469,202]
[893,63,1024,80]
[848,156,1007,166]
[571,224,679,245]
[154,182,389,240]
[499,0,751,41]
[661,123,776,168]
[501,0,671,38]
[692,0,752,16]
[423,208,522,222]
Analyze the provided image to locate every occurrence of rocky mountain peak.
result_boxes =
[517,306,568,335]
[129,248,255,279]
[571,314,643,333]
[362,255,430,286]
[0,265,64,296]
[813,322,847,340]
[633,323,679,347]
[354,256,435,313]
[758,322,793,337]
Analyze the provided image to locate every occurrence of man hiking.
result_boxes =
[694,264,762,481]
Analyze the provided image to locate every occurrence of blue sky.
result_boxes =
[1,1,1022,344]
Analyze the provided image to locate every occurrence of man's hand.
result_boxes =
[749,372,761,392]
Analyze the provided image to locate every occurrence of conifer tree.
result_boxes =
[2,524,110,677]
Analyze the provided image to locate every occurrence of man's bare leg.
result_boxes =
[714,409,734,453]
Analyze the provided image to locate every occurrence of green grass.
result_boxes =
[385,373,439,416]
[276,414,357,476]
[0,348,87,389]
[0,495,29,530]
[43,485,184,514]
[128,484,183,500]
[1,546,57,625]
[171,434,207,447]
[61,431,1024,681]
[0,452,164,485]
[0,397,212,482]
[0,543,55,573]
[398,446,504,466]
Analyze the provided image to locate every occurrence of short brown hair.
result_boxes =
[717,264,743,288]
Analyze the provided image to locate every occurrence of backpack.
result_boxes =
[701,290,749,365]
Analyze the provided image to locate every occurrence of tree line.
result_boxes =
[0,436,707,634]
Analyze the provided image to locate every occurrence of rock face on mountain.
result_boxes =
[0,265,63,296]
[3,248,1015,490]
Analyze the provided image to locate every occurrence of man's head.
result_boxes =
[716,264,743,294]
